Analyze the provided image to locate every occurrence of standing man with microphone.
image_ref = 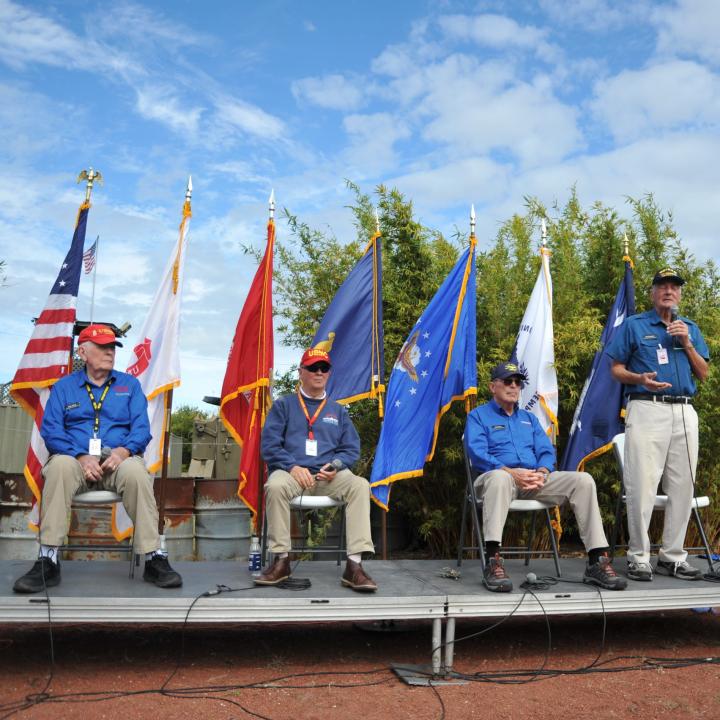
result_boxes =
[607,268,710,581]
[256,347,377,591]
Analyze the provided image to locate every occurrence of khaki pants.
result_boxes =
[264,469,375,556]
[624,399,698,564]
[39,454,160,555]
[475,469,608,551]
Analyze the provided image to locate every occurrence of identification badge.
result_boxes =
[657,347,669,365]
[88,438,102,457]
[305,439,318,457]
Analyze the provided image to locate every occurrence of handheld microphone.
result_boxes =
[670,305,679,323]
[525,572,537,585]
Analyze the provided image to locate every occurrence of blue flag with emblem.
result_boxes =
[560,257,635,471]
[311,232,384,413]
[370,237,477,509]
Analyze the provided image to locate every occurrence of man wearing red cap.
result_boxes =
[13,324,182,593]
[256,348,377,591]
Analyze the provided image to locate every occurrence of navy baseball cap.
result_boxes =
[652,268,685,286]
[490,361,527,382]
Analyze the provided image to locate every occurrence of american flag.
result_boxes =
[83,237,98,274]
[10,202,90,522]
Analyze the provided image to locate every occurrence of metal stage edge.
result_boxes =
[3,557,720,675]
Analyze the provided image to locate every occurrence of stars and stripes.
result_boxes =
[83,238,98,274]
[11,202,90,521]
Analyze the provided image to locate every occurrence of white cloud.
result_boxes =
[591,60,720,142]
[653,0,720,65]
[438,13,559,63]
[292,74,365,111]
[135,85,204,135]
[342,113,410,177]
[212,96,286,141]
[538,0,651,31]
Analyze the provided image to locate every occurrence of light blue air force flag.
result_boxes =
[370,240,477,509]
[560,259,635,471]
[312,233,384,408]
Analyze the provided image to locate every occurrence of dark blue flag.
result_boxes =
[370,238,477,509]
[560,259,635,471]
[312,233,384,411]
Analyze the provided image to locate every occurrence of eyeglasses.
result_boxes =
[501,377,523,387]
[303,363,331,374]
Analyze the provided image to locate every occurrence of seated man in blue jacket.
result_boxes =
[257,347,376,592]
[465,361,626,593]
[13,324,182,593]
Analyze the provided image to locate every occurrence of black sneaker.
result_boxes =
[584,555,627,591]
[656,559,702,581]
[143,554,182,588]
[13,558,61,594]
[483,553,513,593]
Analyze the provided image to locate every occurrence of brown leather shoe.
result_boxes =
[342,559,378,592]
[254,556,291,586]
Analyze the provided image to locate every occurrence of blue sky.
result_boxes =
[1,0,718,409]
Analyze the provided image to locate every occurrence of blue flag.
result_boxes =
[370,239,477,509]
[560,259,635,471]
[312,233,384,410]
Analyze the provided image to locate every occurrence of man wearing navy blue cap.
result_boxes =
[607,268,710,582]
[465,361,625,593]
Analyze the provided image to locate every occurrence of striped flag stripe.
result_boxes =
[26,337,74,355]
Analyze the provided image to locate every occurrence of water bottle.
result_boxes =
[248,535,261,575]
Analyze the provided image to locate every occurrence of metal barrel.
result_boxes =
[194,478,250,560]
[0,472,37,560]
[66,501,132,560]
[156,477,194,561]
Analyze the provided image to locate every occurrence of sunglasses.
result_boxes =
[501,377,523,387]
[303,363,331,374]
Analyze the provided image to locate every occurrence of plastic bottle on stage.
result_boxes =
[248,535,261,575]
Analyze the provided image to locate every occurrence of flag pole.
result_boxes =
[156,176,192,541]
[255,189,274,534]
[89,235,100,323]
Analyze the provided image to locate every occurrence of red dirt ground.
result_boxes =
[1,610,719,720]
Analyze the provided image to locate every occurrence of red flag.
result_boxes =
[11,201,90,525]
[219,218,274,529]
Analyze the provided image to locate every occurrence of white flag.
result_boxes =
[127,186,191,473]
[513,246,558,440]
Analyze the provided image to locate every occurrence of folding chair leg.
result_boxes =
[543,509,562,577]
[457,490,470,568]
[337,509,346,566]
[260,515,269,567]
[692,505,715,572]
[526,512,537,566]
[609,491,624,557]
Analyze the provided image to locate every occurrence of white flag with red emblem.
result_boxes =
[127,185,191,474]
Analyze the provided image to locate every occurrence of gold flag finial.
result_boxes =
[77,168,103,202]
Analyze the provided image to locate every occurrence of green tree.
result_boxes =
[273,186,720,556]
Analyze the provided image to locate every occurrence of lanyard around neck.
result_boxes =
[84,380,113,437]
[296,387,327,440]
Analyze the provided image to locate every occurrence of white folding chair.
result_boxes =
[261,495,346,566]
[608,432,713,559]
[457,439,562,576]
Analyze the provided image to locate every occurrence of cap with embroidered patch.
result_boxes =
[652,268,685,286]
[300,347,331,367]
[490,361,527,381]
[78,324,123,347]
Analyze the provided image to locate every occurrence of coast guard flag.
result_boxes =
[127,185,191,474]
[370,238,477,509]
[10,201,90,529]
[561,258,635,471]
[512,246,558,440]
[311,231,384,412]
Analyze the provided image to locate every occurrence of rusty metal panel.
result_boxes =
[0,472,36,560]
[0,406,33,474]
[155,476,194,561]
[194,478,250,560]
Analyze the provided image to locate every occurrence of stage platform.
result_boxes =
[3,557,719,672]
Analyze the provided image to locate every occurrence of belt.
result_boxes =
[627,393,693,405]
